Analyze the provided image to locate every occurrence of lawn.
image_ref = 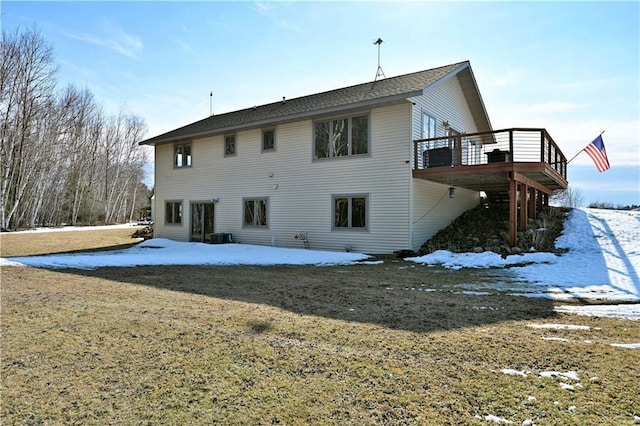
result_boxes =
[1,230,639,425]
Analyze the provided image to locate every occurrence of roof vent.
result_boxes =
[281,96,286,104]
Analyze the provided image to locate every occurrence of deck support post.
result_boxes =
[519,182,528,231]
[529,187,537,221]
[537,189,544,213]
[509,174,518,247]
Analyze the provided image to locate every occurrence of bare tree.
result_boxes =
[0,27,57,230]
[1,27,149,230]
[551,186,585,208]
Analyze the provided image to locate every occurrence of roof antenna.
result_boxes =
[209,91,213,116]
[373,38,386,81]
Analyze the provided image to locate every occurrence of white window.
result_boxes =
[422,113,437,139]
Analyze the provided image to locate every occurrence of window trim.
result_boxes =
[173,143,192,168]
[262,128,276,152]
[224,134,236,157]
[242,197,269,228]
[165,200,183,225]
[331,193,369,231]
[313,113,370,160]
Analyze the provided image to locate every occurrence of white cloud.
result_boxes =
[64,19,143,58]
[252,1,301,32]
[488,68,527,88]
[555,77,620,90]
[525,101,590,114]
[570,177,640,193]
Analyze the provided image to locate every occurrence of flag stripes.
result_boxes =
[583,135,610,172]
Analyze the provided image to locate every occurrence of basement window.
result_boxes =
[165,201,182,225]
[243,198,268,227]
[332,194,368,230]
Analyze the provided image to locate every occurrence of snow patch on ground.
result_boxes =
[1,238,370,269]
[542,337,569,342]
[6,223,140,234]
[528,323,590,330]
[539,371,580,381]
[407,208,640,302]
[554,304,640,320]
[501,369,529,377]
[474,414,513,424]
[610,343,640,349]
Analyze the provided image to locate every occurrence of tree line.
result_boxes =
[1,27,150,231]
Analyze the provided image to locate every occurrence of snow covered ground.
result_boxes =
[1,238,370,268]
[2,208,639,320]
[408,208,640,303]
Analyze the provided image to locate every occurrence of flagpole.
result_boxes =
[566,130,605,165]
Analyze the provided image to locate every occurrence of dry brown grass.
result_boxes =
[0,227,141,257]
[1,230,639,425]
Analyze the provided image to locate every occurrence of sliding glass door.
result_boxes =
[190,202,215,242]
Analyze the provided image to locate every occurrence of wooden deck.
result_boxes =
[412,161,567,193]
[412,128,569,246]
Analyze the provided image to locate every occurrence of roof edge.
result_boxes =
[141,93,420,146]
[139,61,471,146]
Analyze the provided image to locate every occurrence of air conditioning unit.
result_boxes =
[210,233,233,244]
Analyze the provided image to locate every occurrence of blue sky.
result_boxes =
[3,1,639,206]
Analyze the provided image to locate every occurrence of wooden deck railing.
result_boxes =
[413,128,567,179]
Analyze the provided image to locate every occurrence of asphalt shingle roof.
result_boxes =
[140,61,470,145]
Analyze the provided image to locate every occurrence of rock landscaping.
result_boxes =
[417,202,568,257]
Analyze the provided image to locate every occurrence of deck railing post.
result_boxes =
[546,132,551,166]
[509,130,514,160]
[413,140,418,170]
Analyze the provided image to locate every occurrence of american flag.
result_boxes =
[583,135,610,172]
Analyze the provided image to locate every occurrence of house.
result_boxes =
[140,61,568,254]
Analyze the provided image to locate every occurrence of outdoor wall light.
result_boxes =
[448,187,456,198]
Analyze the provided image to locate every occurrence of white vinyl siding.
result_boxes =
[154,103,413,253]
[409,73,479,155]
[410,180,479,250]
[408,72,483,251]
